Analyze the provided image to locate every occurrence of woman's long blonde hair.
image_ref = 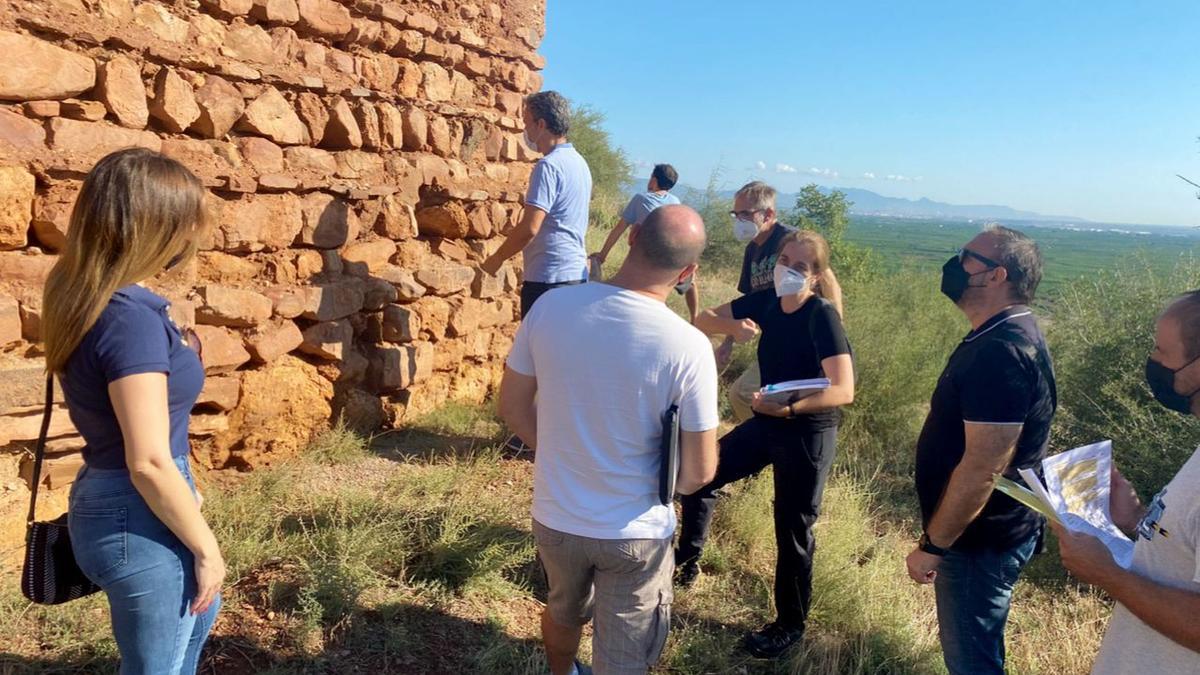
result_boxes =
[42,148,206,373]
[778,229,832,299]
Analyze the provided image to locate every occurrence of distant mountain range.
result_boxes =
[703,185,1091,224]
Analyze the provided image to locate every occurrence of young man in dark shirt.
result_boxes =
[906,225,1056,675]
[721,181,843,421]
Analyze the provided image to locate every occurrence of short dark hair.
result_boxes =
[524,91,570,137]
[1167,290,1200,360]
[636,205,705,270]
[985,224,1043,303]
[651,164,678,191]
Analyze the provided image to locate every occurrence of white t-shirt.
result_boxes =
[506,282,720,540]
[1092,446,1200,674]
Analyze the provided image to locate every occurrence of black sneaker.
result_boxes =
[675,560,700,588]
[503,434,532,454]
[744,621,803,659]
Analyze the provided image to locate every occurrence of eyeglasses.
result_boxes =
[957,247,1002,270]
[182,326,203,364]
[729,209,764,220]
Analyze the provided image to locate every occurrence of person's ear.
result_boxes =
[1174,350,1200,397]
[763,208,775,223]
[678,262,698,284]
[989,265,1009,287]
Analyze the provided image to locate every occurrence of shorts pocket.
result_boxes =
[69,507,128,584]
[644,588,672,666]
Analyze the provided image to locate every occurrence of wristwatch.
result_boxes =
[918,532,949,557]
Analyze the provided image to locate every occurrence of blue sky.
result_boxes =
[540,1,1200,227]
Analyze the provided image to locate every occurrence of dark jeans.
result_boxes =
[933,532,1038,675]
[519,279,585,318]
[677,416,838,631]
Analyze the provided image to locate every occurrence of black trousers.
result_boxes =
[677,416,838,631]
[519,279,586,318]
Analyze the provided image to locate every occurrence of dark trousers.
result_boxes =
[519,279,585,318]
[677,416,838,631]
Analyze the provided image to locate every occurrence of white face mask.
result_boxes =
[522,129,538,152]
[733,217,759,242]
[773,264,808,297]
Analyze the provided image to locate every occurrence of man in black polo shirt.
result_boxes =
[721,181,843,421]
[906,224,1056,675]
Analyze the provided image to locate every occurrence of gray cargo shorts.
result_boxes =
[532,519,674,675]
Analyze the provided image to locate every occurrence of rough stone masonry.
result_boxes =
[0,0,547,512]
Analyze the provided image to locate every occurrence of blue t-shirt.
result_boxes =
[523,143,593,284]
[621,191,681,226]
[60,285,205,470]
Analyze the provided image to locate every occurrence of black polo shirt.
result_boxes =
[914,305,1057,552]
[738,222,795,294]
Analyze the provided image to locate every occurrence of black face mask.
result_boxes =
[1145,357,1200,415]
[940,256,973,303]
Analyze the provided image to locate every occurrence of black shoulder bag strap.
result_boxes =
[25,374,55,530]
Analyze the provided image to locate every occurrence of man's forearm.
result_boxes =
[503,404,537,448]
[1099,567,1200,653]
[926,463,997,547]
[489,228,534,267]
[694,313,742,337]
[597,219,628,260]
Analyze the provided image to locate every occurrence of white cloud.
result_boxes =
[806,167,837,177]
[862,172,876,179]
[776,163,798,173]
[886,174,914,182]
[754,160,767,171]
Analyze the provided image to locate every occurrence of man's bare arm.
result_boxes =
[676,428,718,495]
[925,422,1022,547]
[497,366,538,448]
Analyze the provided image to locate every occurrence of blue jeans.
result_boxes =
[934,532,1038,675]
[68,455,220,675]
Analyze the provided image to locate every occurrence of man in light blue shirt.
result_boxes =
[481,90,594,318]
[589,164,699,321]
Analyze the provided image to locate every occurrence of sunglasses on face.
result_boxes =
[181,326,203,363]
[957,247,1002,270]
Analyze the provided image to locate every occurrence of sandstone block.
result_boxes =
[236,87,309,145]
[367,343,415,391]
[375,102,403,149]
[403,10,437,34]
[191,75,245,139]
[0,109,47,152]
[419,62,452,102]
[0,295,21,345]
[0,31,96,101]
[191,14,228,50]
[47,119,160,166]
[193,325,251,373]
[200,0,253,18]
[251,0,299,24]
[247,320,303,362]
[376,265,426,301]
[301,277,365,321]
[133,4,190,42]
[0,166,35,251]
[299,193,355,249]
[31,181,79,252]
[195,251,262,284]
[396,59,422,98]
[412,340,434,383]
[197,374,241,411]
[0,251,57,285]
[300,319,353,360]
[285,146,337,176]
[354,101,383,150]
[375,195,417,240]
[262,285,307,318]
[59,99,107,122]
[471,267,503,299]
[91,56,150,127]
[321,98,362,150]
[427,114,451,157]
[296,0,353,39]
[380,303,420,343]
[362,277,398,310]
[416,263,475,297]
[342,239,396,274]
[149,68,201,133]
[415,202,469,239]
[221,23,275,64]
[219,194,303,252]
[196,285,274,328]
[236,136,284,173]
[411,295,450,341]
[399,106,427,151]
[295,91,328,146]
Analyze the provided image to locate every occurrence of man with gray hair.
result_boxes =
[499,204,720,675]
[906,224,1056,674]
[482,90,593,318]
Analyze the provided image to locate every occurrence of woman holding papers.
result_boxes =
[678,230,855,658]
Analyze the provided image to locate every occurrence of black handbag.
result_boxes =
[21,374,100,605]
[659,404,680,505]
